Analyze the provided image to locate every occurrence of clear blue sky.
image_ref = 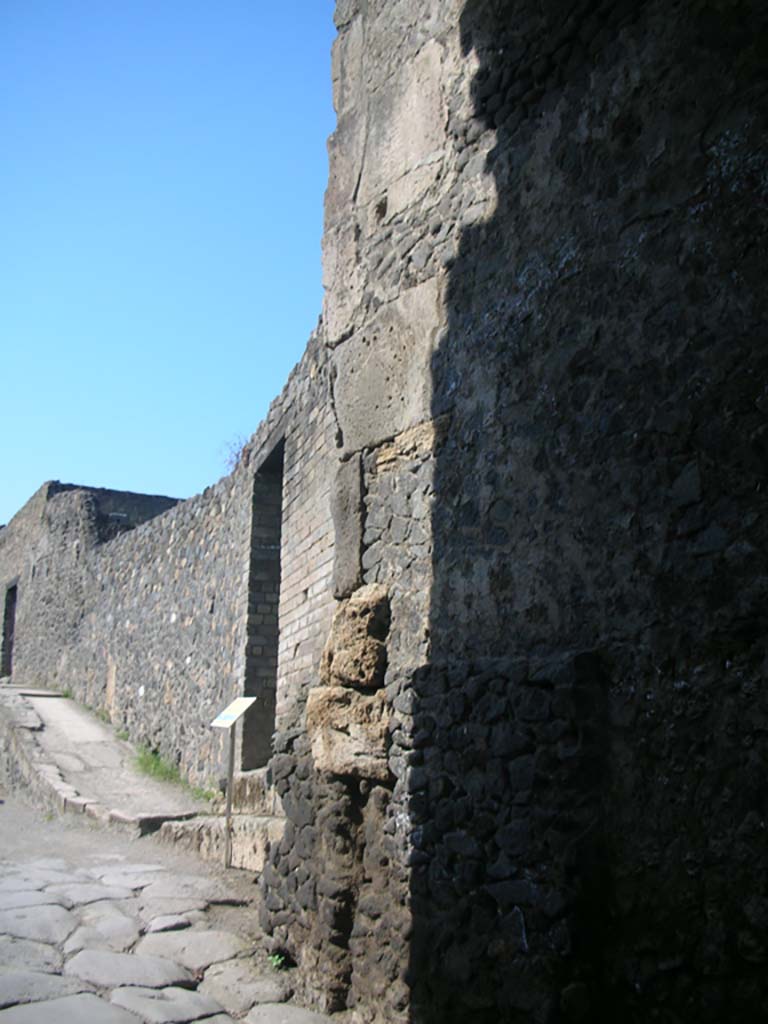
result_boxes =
[0,1,337,525]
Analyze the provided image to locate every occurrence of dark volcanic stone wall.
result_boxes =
[421,1,768,1021]
[263,0,768,1022]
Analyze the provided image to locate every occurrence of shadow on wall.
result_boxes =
[411,0,768,1021]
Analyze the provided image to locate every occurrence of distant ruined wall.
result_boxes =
[0,483,178,690]
[262,1,768,1022]
[0,333,338,786]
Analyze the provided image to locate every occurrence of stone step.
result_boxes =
[230,768,281,816]
[156,814,284,873]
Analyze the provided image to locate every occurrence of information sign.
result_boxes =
[210,695,258,868]
[211,696,257,730]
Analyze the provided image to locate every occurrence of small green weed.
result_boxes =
[268,952,288,971]
[135,746,181,784]
[60,689,73,699]
[190,786,217,803]
[116,729,129,741]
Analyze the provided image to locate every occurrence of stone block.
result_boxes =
[320,584,390,689]
[306,686,389,781]
[332,279,442,454]
[330,455,364,599]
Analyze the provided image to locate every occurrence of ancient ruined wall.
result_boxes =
[70,469,256,784]
[263,0,768,1022]
[0,331,338,788]
[415,3,768,1021]
[3,1,766,1018]
[0,483,178,689]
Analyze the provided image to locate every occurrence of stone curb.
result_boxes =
[0,688,198,837]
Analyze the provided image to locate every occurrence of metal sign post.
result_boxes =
[211,696,257,868]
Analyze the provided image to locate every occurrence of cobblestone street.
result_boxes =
[0,791,330,1023]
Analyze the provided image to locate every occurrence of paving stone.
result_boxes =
[0,869,79,890]
[245,1005,334,1024]
[111,985,225,1023]
[200,959,292,1016]
[0,936,63,974]
[64,949,194,989]
[135,930,246,972]
[27,859,69,872]
[88,862,166,881]
[96,869,169,890]
[0,876,46,894]
[0,904,77,944]
[147,915,192,934]
[80,903,142,950]
[0,890,72,912]
[64,926,114,956]
[0,969,88,1010]
[63,904,141,955]
[46,882,135,905]
[140,875,230,903]
[139,898,209,923]
[0,992,142,1023]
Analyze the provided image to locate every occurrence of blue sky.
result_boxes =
[0,1,337,525]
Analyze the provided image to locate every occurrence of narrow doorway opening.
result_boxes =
[1,585,18,677]
[241,440,284,770]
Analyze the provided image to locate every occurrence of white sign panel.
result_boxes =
[211,696,257,730]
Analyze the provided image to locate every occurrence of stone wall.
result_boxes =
[0,483,179,691]
[2,1,767,1020]
[261,0,768,1021]
[0,333,338,788]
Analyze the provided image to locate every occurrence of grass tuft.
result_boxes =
[190,786,218,803]
[135,745,181,783]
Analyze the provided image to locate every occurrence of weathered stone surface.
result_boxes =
[200,959,293,1016]
[0,869,74,891]
[93,867,166,890]
[0,970,87,1010]
[319,584,389,689]
[138,897,209,923]
[47,883,134,906]
[245,1004,334,1024]
[110,985,224,1023]
[64,949,193,989]
[135,930,245,972]
[330,455,364,599]
[0,992,140,1023]
[157,814,283,873]
[140,874,229,903]
[306,687,389,781]
[0,890,71,912]
[146,915,192,934]
[63,905,140,954]
[0,937,62,974]
[230,770,280,816]
[87,861,166,880]
[0,905,77,945]
[331,280,441,452]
